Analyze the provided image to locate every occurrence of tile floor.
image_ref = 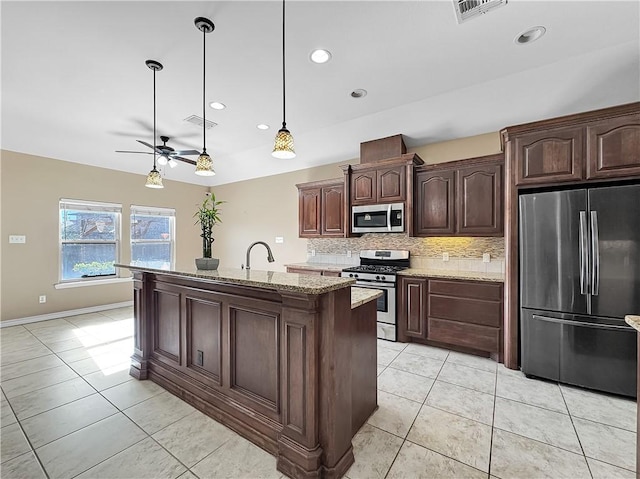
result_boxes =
[0,307,637,478]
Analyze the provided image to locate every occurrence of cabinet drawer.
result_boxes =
[429,280,502,301]
[286,267,322,276]
[429,294,501,327]
[428,318,499,353]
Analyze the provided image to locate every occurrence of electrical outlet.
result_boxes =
[442,252,449,262]
[9,235,26,244]
[483,253,491,263]
[39,295,46,303]
[197,350,204,366]
[275,236,284,244]
[311,250,316,257]
[346,250,352,258]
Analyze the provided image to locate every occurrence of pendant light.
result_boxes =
[145,59,164,189]
[194,17,216,176]
[272,0,295,159]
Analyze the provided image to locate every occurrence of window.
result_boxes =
[130,205,175,270]
[59,199,121,282]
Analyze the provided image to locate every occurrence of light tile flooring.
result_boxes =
[0,307,637,479]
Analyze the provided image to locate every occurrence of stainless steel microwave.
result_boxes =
[351,203,405,234]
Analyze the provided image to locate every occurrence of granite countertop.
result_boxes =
[351,287,383,309]
[399,268,505,283]
[116,264,354,294]
[285,262,354,272]
[625,315,640,332]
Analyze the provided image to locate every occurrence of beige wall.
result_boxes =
[1,150,207,321]
[1,132,501,321]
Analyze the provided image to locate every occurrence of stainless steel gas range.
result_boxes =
[341,250,410,341]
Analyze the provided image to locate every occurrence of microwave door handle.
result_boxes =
[387,204,392,231]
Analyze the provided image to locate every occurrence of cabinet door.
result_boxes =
[321,184,345,237]
[587,113,640,180]
[398,277,428,339]
[456,163,503,235]
[298,187,321,237]
[350,171,376,205]
[377,166,406,202]
[414,169,455,236]
[515,126,584,186]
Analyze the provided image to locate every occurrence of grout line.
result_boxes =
[487,362,498,478]
[559,386,595,479]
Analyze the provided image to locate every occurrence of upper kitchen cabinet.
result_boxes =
[414,154,504,237]
[296,179,346,238]
[346,155,423,207]
[513,125,584,186]
[502,102,640,187]
[587,112,640,180]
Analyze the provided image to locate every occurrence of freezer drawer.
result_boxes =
[521,310,637,397]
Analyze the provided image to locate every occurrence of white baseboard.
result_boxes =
[1,301,134,328]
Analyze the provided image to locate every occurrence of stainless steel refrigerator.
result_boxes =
[519,184,639,397]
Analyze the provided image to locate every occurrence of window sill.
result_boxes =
[54,277,133,289]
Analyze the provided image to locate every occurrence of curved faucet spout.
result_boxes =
[245,241,275,270]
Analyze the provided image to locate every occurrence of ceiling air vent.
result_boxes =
[184,115,217,130]
[454,0,507,24]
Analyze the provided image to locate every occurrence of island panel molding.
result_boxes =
[125,267,372,479]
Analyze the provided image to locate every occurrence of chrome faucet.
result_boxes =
[245,241,275,270]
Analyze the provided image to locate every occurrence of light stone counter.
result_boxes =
[351,287,383,309]
[116,264,354,294]
[399,268,504,283]
[625,315,640,332]
[284,262,354,272]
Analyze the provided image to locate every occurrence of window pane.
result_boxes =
[131,242,172,269]
[131,215,172,241]
[60,210,118,241]
[61,244,116,280]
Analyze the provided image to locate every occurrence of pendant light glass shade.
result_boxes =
[273,126,295,159]
[272,0,295,159]
[195,17,215,176]
[145,167,164,188]
[195,151,215,176]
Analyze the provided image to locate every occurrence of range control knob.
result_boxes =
[354,274,359,278]
[348,273,354,278]
[381,276,386,281]
[376,275,381,280]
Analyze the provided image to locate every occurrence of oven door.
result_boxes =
[353,281,395,325]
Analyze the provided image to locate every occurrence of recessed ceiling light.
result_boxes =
[350,89,367,99]
[257,124,270,130]
[310,49,332,64]
[515,26,546,45]
[209,101,226,110]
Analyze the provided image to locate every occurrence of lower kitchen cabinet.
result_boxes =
[398,276,504,360]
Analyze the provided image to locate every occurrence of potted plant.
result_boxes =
[194,192,225,270]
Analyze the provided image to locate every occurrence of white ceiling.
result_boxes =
[2,1,639,187]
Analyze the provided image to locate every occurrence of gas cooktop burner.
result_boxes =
[342,265,406,274]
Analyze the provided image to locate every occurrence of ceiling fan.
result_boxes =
[116,136,199,167]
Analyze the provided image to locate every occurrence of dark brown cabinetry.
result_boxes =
[414,155,503,237]
[296,179,345,238]
[350,164,406,205]
[286,266,341,277]
[398,275,503,360]
[505,108,640,187]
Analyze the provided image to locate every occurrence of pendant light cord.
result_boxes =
[202,26,207,152]
[282,0,286,128]
[153,68,157,169]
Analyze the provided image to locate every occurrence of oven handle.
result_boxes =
[354,281,395,289]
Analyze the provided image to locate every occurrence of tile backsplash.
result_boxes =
[307,234,505,273]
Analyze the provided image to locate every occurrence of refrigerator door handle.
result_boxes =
[532,315,631,331]
[579,211,588,295]
[591,211,600,296]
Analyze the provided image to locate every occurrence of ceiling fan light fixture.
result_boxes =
[168,158,178,168]
[195,151,215,176]
[145,167,164,188]
[157,155,168,166]
[272,0,295,159]
[273,125,295,159]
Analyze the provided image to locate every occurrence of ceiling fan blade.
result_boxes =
[115,150,153,154]
[172,149,201,156]
[136,140,163,154]
[173,156,197,166]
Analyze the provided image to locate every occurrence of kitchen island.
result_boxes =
[117,264,378,479]
[624,314,640,478]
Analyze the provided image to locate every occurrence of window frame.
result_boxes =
[58,198,122,284]
[130,205,176,270]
